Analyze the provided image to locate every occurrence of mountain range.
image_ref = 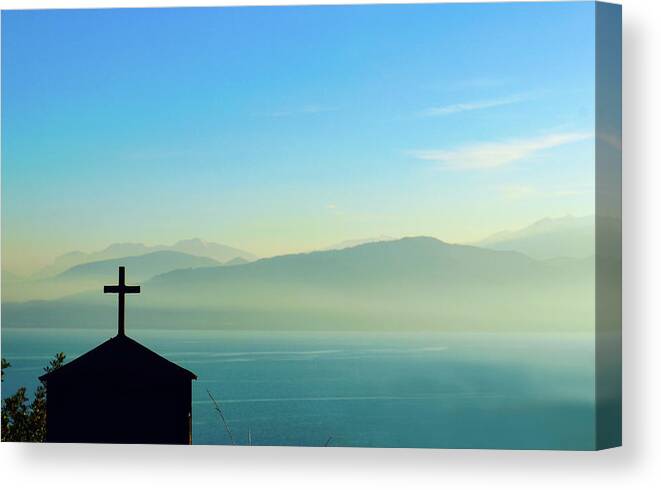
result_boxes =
[31,238,256,279]
[323,236,395,251]
[1,216,603,332]
[474,215,594,260]
[2,236,597,332]
[4,251,224,302]
[58,250,220,282]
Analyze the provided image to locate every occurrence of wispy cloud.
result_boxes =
[410,131,593,170]
[266,105,336,118]
[419,94,529,117]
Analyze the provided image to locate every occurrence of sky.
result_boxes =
[1,2,597,274]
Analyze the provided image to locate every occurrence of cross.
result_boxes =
[104,266,140,337]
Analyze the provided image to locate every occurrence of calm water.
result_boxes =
[1,328,596,449]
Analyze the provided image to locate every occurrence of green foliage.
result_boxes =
[1,352,66,442]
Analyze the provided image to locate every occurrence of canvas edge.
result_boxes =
[594,0,622,451]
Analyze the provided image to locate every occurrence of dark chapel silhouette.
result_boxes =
[40,266,197,444]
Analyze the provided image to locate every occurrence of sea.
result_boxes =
[0,328,596,449]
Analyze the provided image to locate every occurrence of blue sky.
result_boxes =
[1,3,596,273]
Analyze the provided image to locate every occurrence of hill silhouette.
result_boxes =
[3,251,220,302]
[3,237,595,332]
[58,250,220,282]
[475,215,594,260]
[322,235,396,251]
[223,257,250,266]
[32,239,256,278]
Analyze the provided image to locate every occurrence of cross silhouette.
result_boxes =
[104,266,140,336]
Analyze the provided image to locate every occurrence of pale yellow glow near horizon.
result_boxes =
[1,210,595,277]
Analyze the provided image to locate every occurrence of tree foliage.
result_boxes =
[1,353,66,442]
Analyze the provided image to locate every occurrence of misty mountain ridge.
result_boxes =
[474,215,595,260]
[22,215,595,282]
[4,236,596,332]
[318,215,595,260]
[3,251,236,302]
[223,257,250,266]
[151,236,538,285]
[322,235,396,251]
[57,250,221,282]
[32,238,257,278]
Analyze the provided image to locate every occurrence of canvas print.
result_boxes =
[1,2,621,449]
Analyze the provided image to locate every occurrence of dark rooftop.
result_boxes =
[40,334,197,382]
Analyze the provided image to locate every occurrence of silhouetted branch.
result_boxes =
[207,389,235,445]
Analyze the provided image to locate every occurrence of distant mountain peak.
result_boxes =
[322,235,397,251]
[57,250,222,280]
[33,239,257,280]
[475,215,595,260]
[102,242,146,251]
